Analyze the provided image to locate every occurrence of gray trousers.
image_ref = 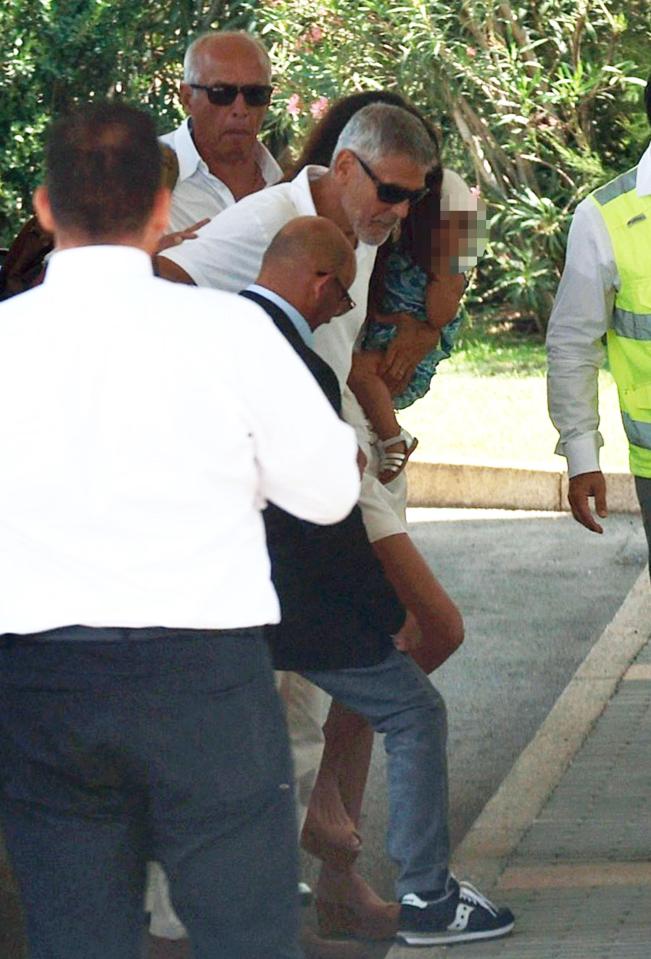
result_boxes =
[0,628,301,959]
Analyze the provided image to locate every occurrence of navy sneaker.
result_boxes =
[398,877,514,946]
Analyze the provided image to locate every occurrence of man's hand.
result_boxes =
[156,218,210,253]
[392,609,422,652]
[568,471,608,534]
[378,312,440,395]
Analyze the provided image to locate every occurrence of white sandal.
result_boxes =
[377,429,418,485]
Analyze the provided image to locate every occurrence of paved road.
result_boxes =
[1,508,645,957]
[301,507,646,901]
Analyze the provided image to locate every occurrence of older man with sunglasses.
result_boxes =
[159,30,281,234]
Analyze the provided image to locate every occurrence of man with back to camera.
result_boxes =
[159,29,281,234]
[0,101,360,959]
[547,74,651,562]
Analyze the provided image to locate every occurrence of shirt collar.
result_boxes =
[247,284,314,347]
[44,246,153,285]
[172,119,204,182]
[173,118,282,186]
[636,142,651,197]
[288,165,328,216]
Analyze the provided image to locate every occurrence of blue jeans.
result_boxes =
[301,649,449,898]
[0,628,301,959]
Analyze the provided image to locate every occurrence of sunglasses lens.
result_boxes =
[242,85,273,106]
[377,185,410,205]
[205,85,272,106]
[377,184,428,205]
[205,85,238,105]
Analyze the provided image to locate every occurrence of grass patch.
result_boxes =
[447,319,546,377]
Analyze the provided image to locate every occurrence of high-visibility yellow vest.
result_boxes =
[590,168,651,477]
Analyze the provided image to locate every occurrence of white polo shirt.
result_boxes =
[159,118,282,231]
[162,165,411,540]
[0,245,359,635]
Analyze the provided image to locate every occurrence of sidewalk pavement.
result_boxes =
[387,564,651,959]
[1,464,648,959]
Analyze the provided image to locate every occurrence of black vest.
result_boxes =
[239,289,404,671]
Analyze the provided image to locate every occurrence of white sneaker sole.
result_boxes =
[397,919,515,946]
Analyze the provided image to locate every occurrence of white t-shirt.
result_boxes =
[0,245,359,634]
[159,118,282,232]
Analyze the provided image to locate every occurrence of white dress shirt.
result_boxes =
[159,118,282,232]
[547,144,651,477]
[0,246,359,635]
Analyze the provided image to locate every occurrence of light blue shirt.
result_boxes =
[246,284,314,347]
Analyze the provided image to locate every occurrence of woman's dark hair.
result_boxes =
[290,90,442,275]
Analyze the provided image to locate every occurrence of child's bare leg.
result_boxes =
[349,351,400,441]
[349,352,416,484]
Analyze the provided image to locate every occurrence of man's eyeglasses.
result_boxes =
[189,83,273,107]
[351,152,429,206]
[317,272,356,316]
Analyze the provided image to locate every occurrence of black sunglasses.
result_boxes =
[352,152,429,206]
[189,83,273,107]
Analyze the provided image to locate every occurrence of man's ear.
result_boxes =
[312,272,332,300]
[33,185,55,233]
[144,188,173,253]
[332,149,356,185]
[179,83,193,114]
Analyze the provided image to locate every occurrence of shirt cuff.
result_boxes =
[559,431,604,477]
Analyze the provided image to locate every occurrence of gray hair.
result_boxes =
[332,103,435,169]
[183,31,271,84]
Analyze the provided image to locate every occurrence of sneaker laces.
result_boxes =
[458,881,498,917]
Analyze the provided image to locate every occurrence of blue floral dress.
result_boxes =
[362,250,463,410]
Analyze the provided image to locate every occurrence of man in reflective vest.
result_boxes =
[547,73,651,561]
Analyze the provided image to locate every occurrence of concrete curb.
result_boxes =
[406,461,638,513]
[449,565,651,890]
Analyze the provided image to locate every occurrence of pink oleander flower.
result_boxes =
[287,93,303,117]
[470,185,481,197]
[467,46,477,58]
[308,24,324,43]
[310,96,329,119]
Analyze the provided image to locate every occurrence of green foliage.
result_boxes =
[0,0,259,243]
[256,0,651,330]
[1,0,651,334]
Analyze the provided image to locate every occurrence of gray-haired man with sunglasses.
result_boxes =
[157,103,516,949]
[159,30,281,233]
